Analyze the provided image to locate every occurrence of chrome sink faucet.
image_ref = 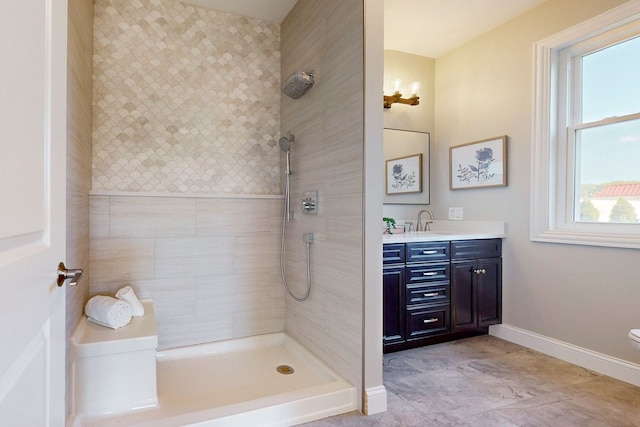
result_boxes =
[416,209,434,231]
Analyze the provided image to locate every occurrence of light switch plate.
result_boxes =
[448,207,463,221]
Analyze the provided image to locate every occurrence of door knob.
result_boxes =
[57,262,83,287]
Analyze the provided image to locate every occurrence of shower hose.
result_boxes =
[279,174,311,302]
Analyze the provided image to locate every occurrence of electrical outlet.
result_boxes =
[448,207,463,221]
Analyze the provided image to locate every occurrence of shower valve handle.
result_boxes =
[302,191,318,214]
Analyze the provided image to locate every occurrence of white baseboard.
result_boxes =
[364,386,387,415]
[490,324,640,387]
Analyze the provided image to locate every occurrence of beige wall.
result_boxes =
[363,0,386,412]
[86,0,367,408]
[434,0,640,363]
[89,0,287,349]
[383,50,435,133]
[281,0,365,407]
[89,194,284,349]
[382,50,435,221]
[66,0,93,415]
[88,2,368,399]
[92,0,281,195]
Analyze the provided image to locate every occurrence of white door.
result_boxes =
[0,0,68,426]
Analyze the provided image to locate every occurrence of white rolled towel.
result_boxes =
[116,285,145,317]
[85,295,132,329]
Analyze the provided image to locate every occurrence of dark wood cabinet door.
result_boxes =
[477,257,502,327]
[383,266,405,346]
[451,260,476,332]
[451,258,502,332]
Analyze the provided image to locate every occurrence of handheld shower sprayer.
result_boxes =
[279,133,294,222]
[279,135,292,176]
[278,132,312,301]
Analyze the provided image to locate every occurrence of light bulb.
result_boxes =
[393,79,402,94]
[410,81,420,97]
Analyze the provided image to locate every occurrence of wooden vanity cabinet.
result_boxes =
[383,238,502,353]
[451,239,502,332]
[383,242,451,353]
[404,242,451,342]
[383,244,405,346]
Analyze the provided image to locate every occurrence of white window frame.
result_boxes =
[531,0,640,250]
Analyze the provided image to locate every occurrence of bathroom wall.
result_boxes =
[383,50,435,133]
[281,0,365,406]
[382,50,435,222]
[433,0,640,363]
[89,194,284,349]
[92,0,281,195]
[90,0,286,349]
[67,0,93,414]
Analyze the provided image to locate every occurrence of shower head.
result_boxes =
[282,71,314,99]
[279,136,290,152]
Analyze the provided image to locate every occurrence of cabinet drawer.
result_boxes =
[406,242,450,263]
[407,283,449,306]
[407,305,450,340]
[383,244,405,264]
[451,239,501,260]
[406,262,450,284]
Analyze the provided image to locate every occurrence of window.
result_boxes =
[531,1,640,249]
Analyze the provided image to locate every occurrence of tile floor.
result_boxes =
[303,335,640,426]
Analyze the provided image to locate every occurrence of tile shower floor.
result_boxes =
[304,335,640,426]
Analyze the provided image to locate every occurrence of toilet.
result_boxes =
[69,299,158,419]
[629,329,640,352]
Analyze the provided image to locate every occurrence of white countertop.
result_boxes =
[383,231,504,243]
[382,220,505,243]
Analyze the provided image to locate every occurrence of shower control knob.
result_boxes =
[302,199,315,212]
[301,191,318,214]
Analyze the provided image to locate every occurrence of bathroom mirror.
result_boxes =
[383,128,430,205]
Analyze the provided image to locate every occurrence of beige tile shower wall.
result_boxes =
[67,0,93,417]
[281,0,365,407]
[92,0,281,195]
[89,194,285,349]
[67,0,93,342]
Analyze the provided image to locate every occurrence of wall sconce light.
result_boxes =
[383,80,420,109]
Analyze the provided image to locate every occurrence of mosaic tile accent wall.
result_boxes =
[93,0,281,194]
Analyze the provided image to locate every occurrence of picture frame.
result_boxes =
[450,136,507,190]
[386,153,422,194]
[383,128,430,204]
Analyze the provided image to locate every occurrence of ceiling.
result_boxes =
[384,0,546,58]
[180,0,298,23]
[181,0,547,58]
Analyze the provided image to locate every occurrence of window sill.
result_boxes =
[531,229,640,250]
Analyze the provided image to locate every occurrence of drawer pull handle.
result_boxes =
[423,292,439,297]
[422,250,438,255]
[423,318,439,324]
[422,272,438,276]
